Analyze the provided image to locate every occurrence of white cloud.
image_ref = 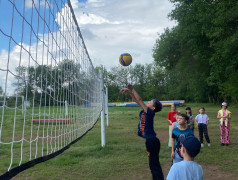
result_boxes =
[25,0,35,8]
[0,31,69,95]
[72,0,176,68]
[0,0,176,95]
[70,0,79,9]
[79,12,124,25]
[25,0,51,9]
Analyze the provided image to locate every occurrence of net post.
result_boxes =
[22,96,24,115]
[105,87,109,126]
[100,72,105,147]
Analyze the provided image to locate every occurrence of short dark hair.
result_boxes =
[199,107,205,111]
[152,99,162,112]
[185,107,191,111]
[185,107,192,116]
[178,113,189,121]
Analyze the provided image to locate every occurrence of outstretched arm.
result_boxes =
[120,84,147,112]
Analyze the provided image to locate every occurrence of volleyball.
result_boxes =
[119,53,132,66]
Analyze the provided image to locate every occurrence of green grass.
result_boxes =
[0,105,101,176]
[2,103,238,179]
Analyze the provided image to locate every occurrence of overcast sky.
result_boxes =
[71,0,176,68]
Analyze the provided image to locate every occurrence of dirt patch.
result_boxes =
[110,161,238,180]
[108,168,151,180]
[162,161,237,180]
[202,165,237,180]
[156,129,170,144]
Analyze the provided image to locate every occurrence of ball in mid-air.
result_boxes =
[119,53,132,66]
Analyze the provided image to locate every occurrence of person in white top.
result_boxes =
[167,136,204,180]
[195,107,211,147]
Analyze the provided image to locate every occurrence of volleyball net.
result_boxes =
[0,0,103,178]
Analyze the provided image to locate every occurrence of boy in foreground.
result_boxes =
[167,136,203,180]
[120,84,164,180]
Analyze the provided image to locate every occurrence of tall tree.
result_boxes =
[153,0,238,103]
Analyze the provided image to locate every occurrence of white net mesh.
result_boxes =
[0,0,102,175]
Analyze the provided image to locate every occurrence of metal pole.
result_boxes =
[65,100,68,117]
[100,72,105,147]
[105,87,109,126]
[22,96,24,115]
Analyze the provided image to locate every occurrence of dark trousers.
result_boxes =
[145,137,164,180]
[198,123,210,143]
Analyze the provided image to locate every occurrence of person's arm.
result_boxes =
[120,84,147,113]
[223,112,231,119]
[167,112,172,124]
[170,123,175,148]
[195,117,198,126]
[171,122,175,134]
[206,115,209,125]
[171,136,175,159]
[217,112,221,119]
[224,111,231,119]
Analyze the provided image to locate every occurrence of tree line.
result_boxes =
[152,0,238,103]
[95,64,167,102]
[12,60,97,106]
[98,0,238,103]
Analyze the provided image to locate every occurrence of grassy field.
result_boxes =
[0,105,101,176]
[5,103,238,179]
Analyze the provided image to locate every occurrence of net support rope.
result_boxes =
[0,0,103,179]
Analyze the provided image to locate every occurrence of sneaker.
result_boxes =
[221,143,225,146]
[201,143,204,147]
[226,144,229,146]
[208,143,211,147]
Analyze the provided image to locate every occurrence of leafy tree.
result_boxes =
[0,86,3,95]
[13,60,97,106]
[153,0,238,103]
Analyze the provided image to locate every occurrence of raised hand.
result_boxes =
[127,84,133,90]
[120,88,129,94]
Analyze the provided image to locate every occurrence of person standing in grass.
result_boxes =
[167,104,178,147]
[195,107,211,147]
[120,84,164,180]
[217,102,231,146]
[171,113,194,164]
[185,107,194,131]
[167,136,203,180]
